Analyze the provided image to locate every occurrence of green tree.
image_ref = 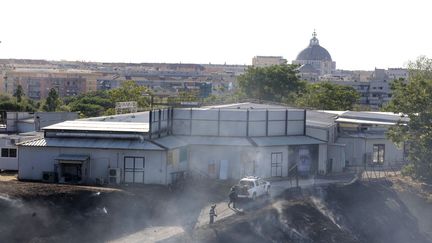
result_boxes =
[295,82,360,110]
[13,85,24,103]
[0,93,37,112]
[108,80,152,108]
[66,91,114,117]
[42,88,61,112]
[237,64,305,102]
[384,56,432,181]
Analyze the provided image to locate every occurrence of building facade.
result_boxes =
[252,56,287,67]
[18,104,332,184]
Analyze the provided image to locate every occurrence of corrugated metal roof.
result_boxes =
[251,136,325,147]
[18,138,47,146]
[19,137,163,150]
[336,118,396,125]
[339,111,408,123]
[43,120,149,133]
[175,136,252,146]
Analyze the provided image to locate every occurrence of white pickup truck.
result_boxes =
[236,176,271,200]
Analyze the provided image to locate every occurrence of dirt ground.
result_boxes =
[1,172,432,243]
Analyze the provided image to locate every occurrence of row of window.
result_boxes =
[1,148,17,158]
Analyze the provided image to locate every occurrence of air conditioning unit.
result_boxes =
[108,168,121,184]
[42,171,57,183]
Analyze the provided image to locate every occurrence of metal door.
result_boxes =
[271,152,282,177]
[124,157,145,183]
[219,160,229,180]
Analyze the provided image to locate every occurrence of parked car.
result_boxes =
[236,176,271,200]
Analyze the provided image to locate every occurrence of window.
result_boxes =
[10,149,17,157]
[1,148,8,157]
[1,148,17,158]
[373,144,385,164]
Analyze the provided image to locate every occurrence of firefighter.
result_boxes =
[209,204,217,224]
[228,186,238,209]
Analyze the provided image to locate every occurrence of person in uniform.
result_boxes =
[209,204,217,224]
[228,187,238,209]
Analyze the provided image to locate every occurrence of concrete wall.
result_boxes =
[18,146,167,184]
[172,109,305,137]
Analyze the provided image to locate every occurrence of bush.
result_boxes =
[401,163,416,177]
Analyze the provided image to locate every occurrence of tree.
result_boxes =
[237,64,305,103]
[66,91,114,117]
[108,80,152,108]
[384,56,432,181]
[43,88,61,112]
[13,85,24,103]
[0,93,37,112]
[295,82,360,110]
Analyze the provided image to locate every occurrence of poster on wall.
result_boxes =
[289,145,318,177]
[298,148,311,176]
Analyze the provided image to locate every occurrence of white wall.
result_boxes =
[188,145,244,179]
[188,145,291,179]
[337,137,404,167]
[0,138,18,170]
[18,146,167,184]
[256,146,290,177]
[318,144,328,174]
[306,126,328,141]
[328,144,346,173]
[172,108,305,137]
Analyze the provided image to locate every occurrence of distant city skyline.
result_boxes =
[0,0,431,70]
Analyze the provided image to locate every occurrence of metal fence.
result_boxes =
[346,160,408,182]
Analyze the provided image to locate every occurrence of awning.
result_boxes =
[55,154,89,164]
[250,136,325,147]
[175,135,252,146]
[151,136,188,149]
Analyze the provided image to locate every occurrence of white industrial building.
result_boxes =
[0,111,78,170]
[17,103,407,185]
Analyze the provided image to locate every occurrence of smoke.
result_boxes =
[2,178,432,243]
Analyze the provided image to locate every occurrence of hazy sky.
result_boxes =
[0,0,431,70]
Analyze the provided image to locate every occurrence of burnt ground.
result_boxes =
[1,172,432,243]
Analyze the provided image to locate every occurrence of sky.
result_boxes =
[0,0,431,70]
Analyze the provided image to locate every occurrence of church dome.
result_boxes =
[296,31,332,61]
